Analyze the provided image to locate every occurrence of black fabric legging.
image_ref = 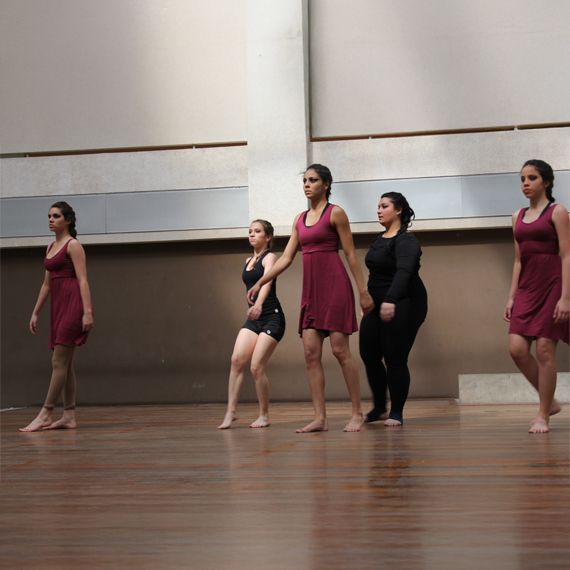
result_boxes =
[359,289,427,416]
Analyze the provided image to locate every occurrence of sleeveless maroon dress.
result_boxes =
[44,239,91,349]
[509,205,569,344]
[296,204,358,336]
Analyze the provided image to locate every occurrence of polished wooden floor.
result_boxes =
[1,400,569,570]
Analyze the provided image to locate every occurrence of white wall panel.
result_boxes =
[310,0,570,138]
[0,0,247,153]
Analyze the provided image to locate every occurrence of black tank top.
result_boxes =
[242,251,282,316]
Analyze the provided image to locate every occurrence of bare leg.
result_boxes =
[509,334,561,433]
[45,357,77,429]
[20,344,76,432]
[249,333,279,428]
[528,338,559,433]
[296,329,328,433]
[218,329,258,429]
[330,332,364,432]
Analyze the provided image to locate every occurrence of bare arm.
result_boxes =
[30,269,51,335]
[552,205,570,323]
[331,206,374,315]
[68,240,94,332]
[246,215,301,305]
[247,253,277,320]
[504,211,521,322]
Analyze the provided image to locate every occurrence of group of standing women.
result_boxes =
[222,163,428,432]
[20,160,569,435]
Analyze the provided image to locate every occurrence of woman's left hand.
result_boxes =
[380,302,396,322]
[360,290,375,316]
[247,305,262,321]
[553,298,569,323]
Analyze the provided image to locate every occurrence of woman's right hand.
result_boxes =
[247,283,261,306]
[30,314,38,335]
[503,299,514,322]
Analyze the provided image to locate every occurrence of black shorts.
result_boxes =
[242,309,286,342]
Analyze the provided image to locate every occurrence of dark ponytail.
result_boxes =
[522,159,555,203]
[51,201,77,238]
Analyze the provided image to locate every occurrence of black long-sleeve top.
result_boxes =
[365,232,424,303]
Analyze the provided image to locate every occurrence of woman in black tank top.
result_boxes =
[218,220,285,429]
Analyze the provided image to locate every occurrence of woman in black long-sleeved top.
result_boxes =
[359,192,427,426]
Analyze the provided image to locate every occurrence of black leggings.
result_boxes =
[359,287,427,416]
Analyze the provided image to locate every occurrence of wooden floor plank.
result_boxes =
[1,401,569,570]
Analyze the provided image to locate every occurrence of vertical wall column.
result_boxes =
[245,0,310,229]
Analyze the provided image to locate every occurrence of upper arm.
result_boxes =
[67,240,88,281]
[552,205,570,258]
[395,234,421,268]
[262,252,277,275]
[512,211,521,262]
[330,206,356,254]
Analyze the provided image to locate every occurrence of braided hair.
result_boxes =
[522,159,555,203]
[50,201,77,238]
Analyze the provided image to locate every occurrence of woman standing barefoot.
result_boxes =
[504,160,569,434]
[218,220,285,429]
[247,165,374,432]
[20,202,94,432]
[359,193,427,427]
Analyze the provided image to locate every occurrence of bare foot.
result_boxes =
[20,415,52,432]
[529,418,549,433]
[530,401,562,426]
[218,412,238,430]
[43,417,76,430]
[250,415,270,428]
[384,418,402,427]
[343,413,364,432]
[295,418,328,433]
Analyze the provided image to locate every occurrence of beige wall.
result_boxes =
[310,0,570,138]
[2,232,568,408]
[0,0,247,153]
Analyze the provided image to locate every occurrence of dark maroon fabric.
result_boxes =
[509,206,569,344]
[44,239,90,349]
[296,205,357,336]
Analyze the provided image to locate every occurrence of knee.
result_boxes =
[509,343,529,364]
[51,354,68,370]
[250,361,264,381]
[303,347,321,368]
[230,353,247,371]
[331,343,351,364]
[536,344,555,368]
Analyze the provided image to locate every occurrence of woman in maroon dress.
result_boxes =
[20,202,94,432]
[247,165,374,432]
[504,160,569,433]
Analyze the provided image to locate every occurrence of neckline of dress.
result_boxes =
[520,203,552,225]
[46,238,73,260]
[303,202,331,228]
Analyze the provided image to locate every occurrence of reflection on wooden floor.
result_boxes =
[1,400,569,570]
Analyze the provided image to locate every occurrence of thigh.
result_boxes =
[251,333,280,368]
[232,328,260,362]
[302,328,326,360]
[359,311,384,360]
[381,298,422,359]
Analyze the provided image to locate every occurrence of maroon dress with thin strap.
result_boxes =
[296,204,358,336]
[44,239,91,349]
[509,205,569,344]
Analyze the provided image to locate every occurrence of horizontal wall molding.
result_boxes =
[1,187,249,239]
[334,171,570,224]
